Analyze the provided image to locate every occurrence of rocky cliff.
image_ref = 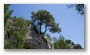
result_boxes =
[24,24,54,49]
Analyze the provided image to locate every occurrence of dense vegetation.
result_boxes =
[4,4,29,49]
[52,34,82,49]
[53,35,73,49]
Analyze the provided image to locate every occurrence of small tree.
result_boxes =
[53,35,71,49]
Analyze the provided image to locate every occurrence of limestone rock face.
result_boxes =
[25,25,54,49]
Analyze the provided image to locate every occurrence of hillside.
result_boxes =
[4,4,82,49]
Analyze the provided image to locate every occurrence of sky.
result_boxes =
[9,4,84,48]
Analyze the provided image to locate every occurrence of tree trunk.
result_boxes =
[43,25,47,34]
[40,22,41,34]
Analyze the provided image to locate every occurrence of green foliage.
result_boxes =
[52,37,57,43]
[53,35,71,49]
[65,46,71,49]
[4,39,12,49]
[4,39,18,49]
[67,4,84,15]
[59,34,65,40]
[4,10,29,49]
[54,40,70,49]
[4,4,33,49]
[75,4,84,15]
[4,17,28,49]
[13,17,28,48]
[71,42,74,45]
[4,4,11,14]
[53,35,80,49]
[31,10,61,35]
[65,40,71,44]
[26,20,32,25]
[49,23,61,33]
[4,4,13,26]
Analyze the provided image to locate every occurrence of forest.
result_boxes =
[4,4,84,49]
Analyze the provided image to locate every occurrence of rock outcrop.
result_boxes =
[67,44,82,49]
[72,44,82,49]
[25,24,54,49]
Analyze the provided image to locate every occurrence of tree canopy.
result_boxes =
[67,4,84,15]
[31,10,61,35]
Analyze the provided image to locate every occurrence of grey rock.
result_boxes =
[25,24,54,49]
